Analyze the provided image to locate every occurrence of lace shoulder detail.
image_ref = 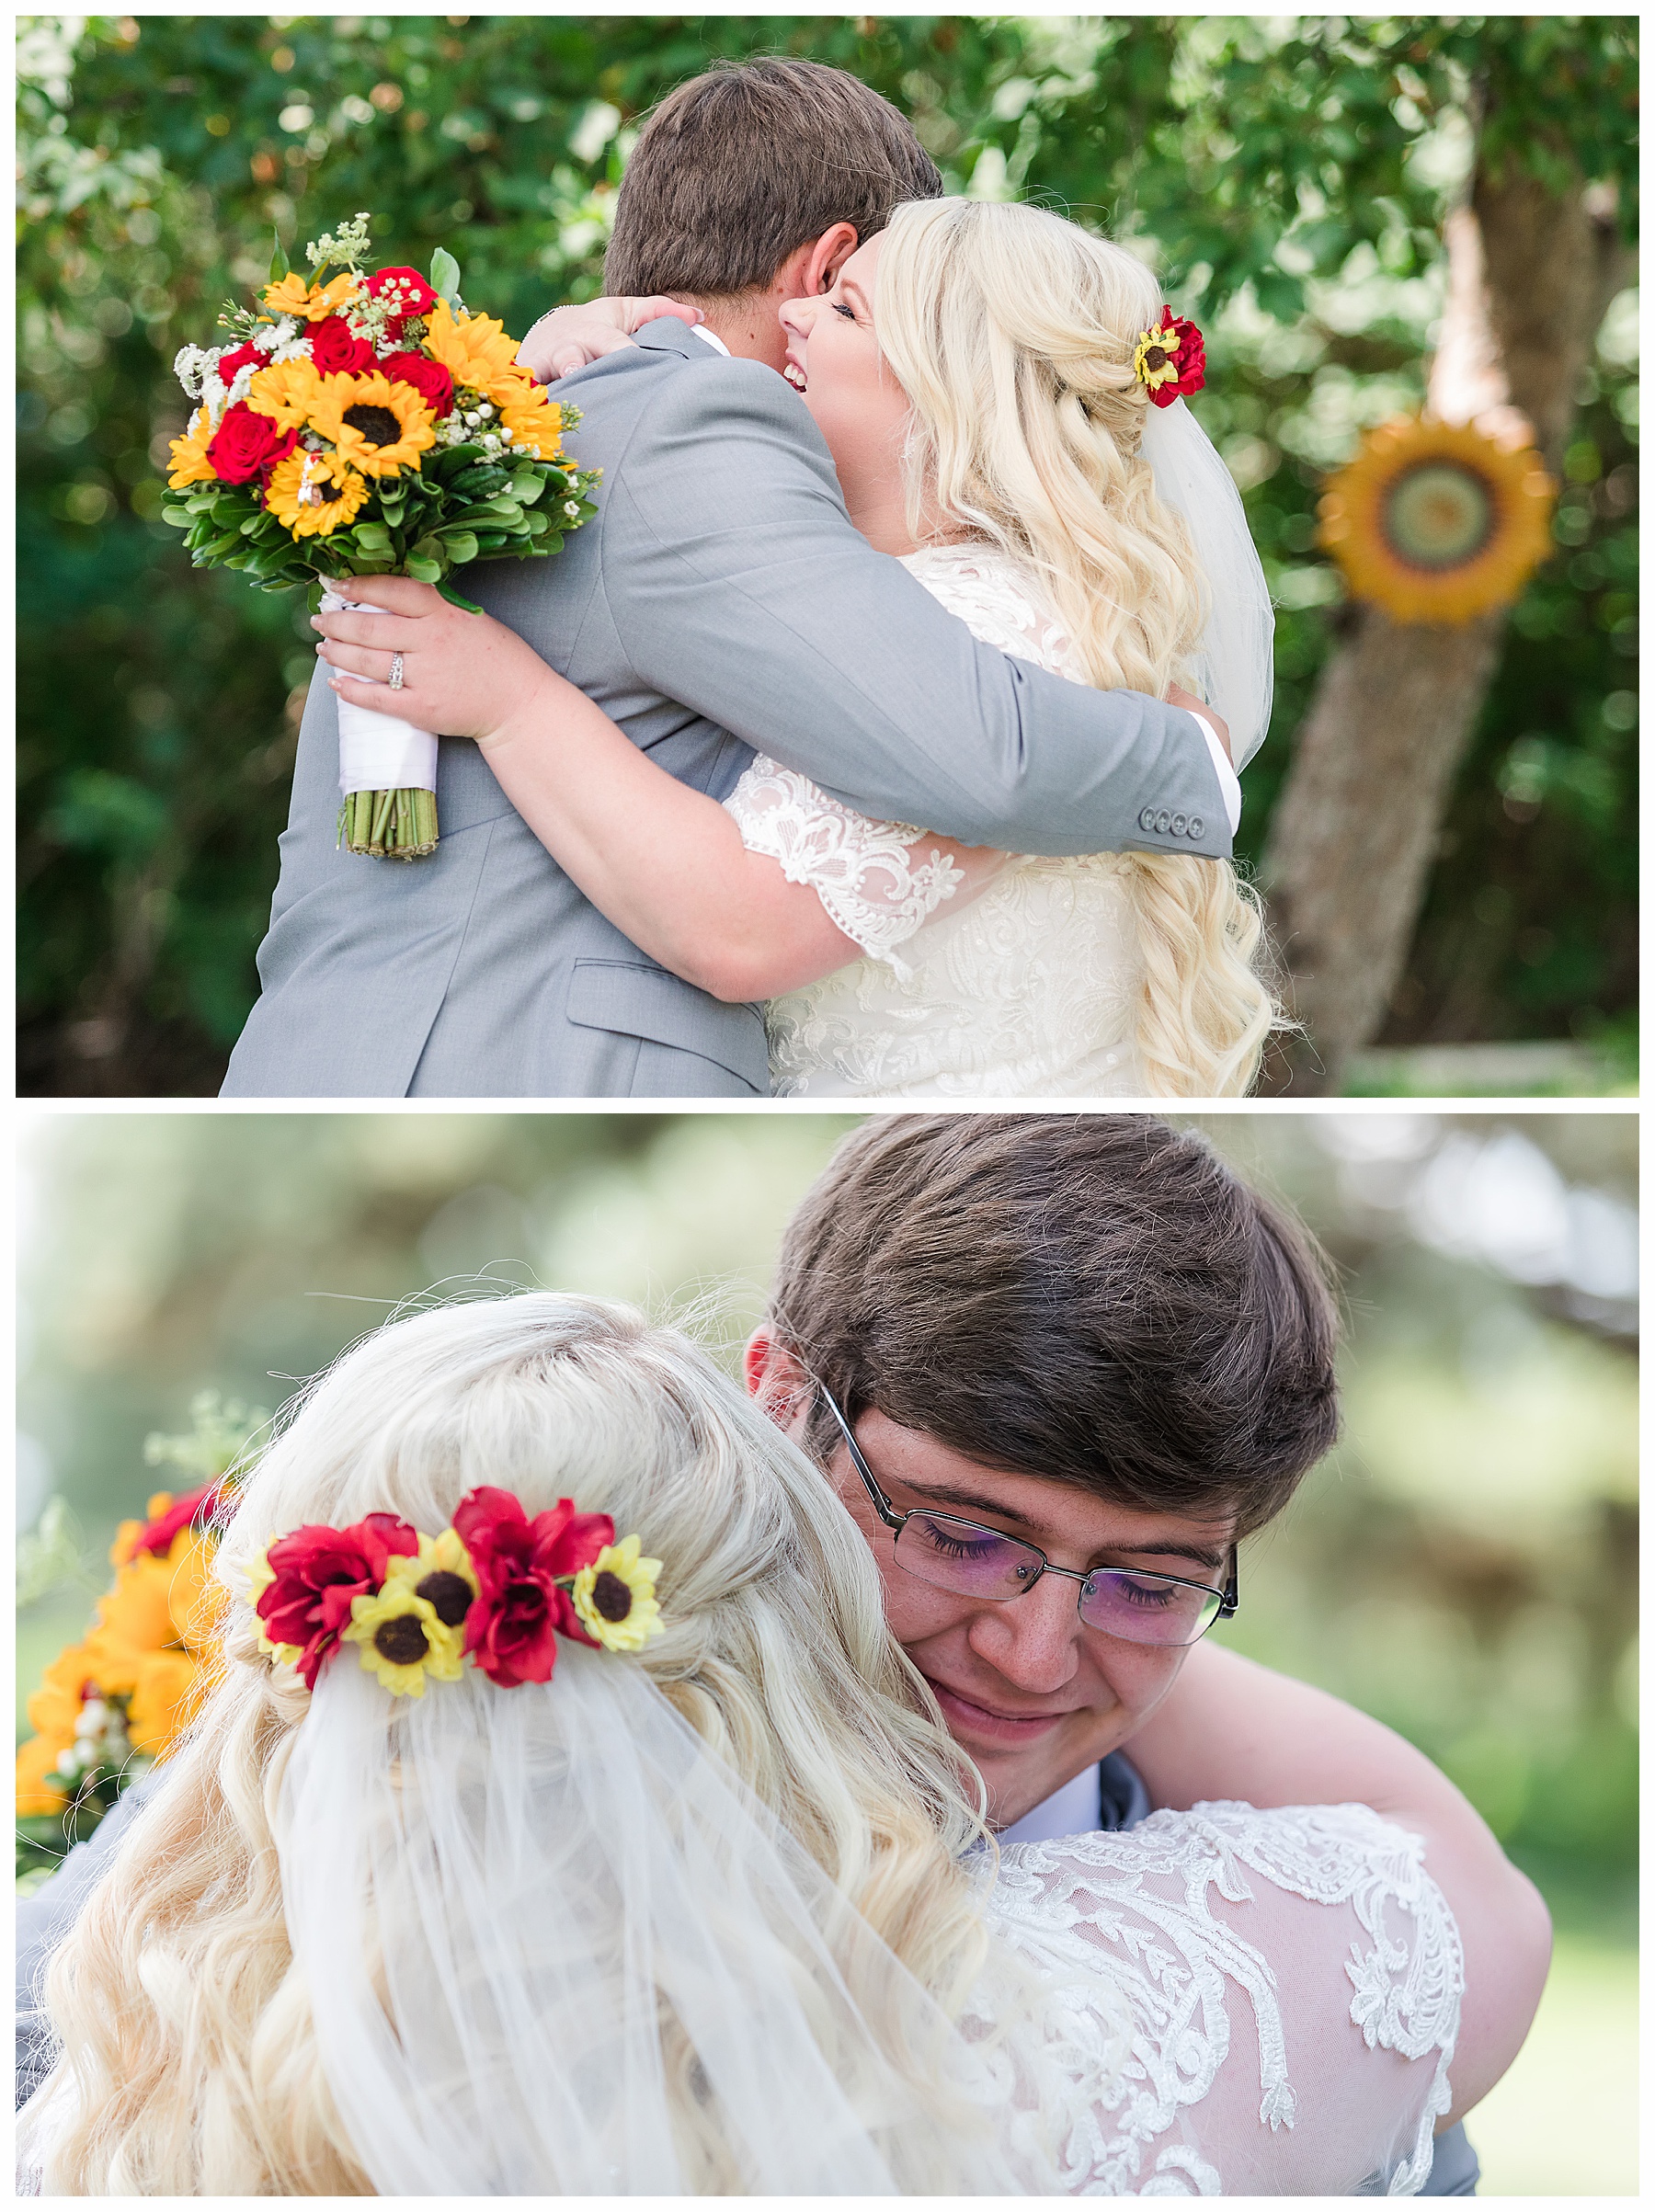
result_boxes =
[981,1801,1463,2197]
[724,755,971,974]
[901,542,1086,682]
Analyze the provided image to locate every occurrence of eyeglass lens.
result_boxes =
[894,1511,1221,1648]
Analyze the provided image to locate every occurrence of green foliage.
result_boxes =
[17,15,1638,1090]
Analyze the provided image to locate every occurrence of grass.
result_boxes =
[1464,1932,1638,2193]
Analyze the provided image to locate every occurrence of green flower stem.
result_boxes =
[337,787,439,861]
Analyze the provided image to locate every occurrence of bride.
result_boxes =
[25,1295,1543,2193]
[316,199,1281,1098]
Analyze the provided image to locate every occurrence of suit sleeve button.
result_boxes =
[1189,815,1204,838]
[1138,807,1155,832]
[1171,813,1187,835]
[1155,809,1171,833]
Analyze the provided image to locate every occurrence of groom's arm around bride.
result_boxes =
[221,58,1234,1100]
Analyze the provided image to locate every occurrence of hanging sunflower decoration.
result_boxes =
[1318,416,1556,626]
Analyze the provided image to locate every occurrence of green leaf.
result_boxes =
[405,555,443,583]
[438,530,479,564]
[429,245,462,305]
[352,523,394,552]
[268,230,289,283]
[437,577,484,614]
[160,506,194,527]
[509,470,546,505]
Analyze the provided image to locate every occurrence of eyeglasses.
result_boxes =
[818,1387,1237,1650]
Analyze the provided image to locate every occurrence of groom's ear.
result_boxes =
[798,220,861,297]
[744,1328,813,1432]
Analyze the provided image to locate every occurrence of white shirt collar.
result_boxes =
[690,323,730,358]
[996,1763,1103,1847]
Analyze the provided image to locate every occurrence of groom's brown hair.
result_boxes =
[768,1114,1341,1539]
[605,58,942,300]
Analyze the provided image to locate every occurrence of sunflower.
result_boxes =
[124,1650,202,1757]
[112,1488,179,1567]
[16,1736,70,1818]
[1318,416,1556,625]
[265,448,371,538]
[382,1527,479,1636]
[571,1535,664,1652]
[343,1584,465,1697]
[262,270,360,323]
[246,358,327,433]
[421,297,524,403]
[89,1552,181,1660]
[166,407,218,489]
[306,370,437,479]
[27,1644,98,1748]
[496,386,565,461]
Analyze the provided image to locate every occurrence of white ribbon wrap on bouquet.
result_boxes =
[321,587,439,798]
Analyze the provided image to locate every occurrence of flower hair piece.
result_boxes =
[1134,307,1206,407]
[247,1485,663,1699]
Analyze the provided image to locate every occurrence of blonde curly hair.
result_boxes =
[875,196,1282,1095]
[31,1295,1046,2194]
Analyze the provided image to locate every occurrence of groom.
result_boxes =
[745,1112,1483,2194]
[221,59,1236,1098]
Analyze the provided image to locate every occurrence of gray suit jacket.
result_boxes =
[13,1760,1478,2192]
[221,321,1231,1098]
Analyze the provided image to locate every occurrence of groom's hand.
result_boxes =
[518,296,704,382]
[314,576,561,747]
[1168,683,1232,765]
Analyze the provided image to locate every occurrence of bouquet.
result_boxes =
[16,1393,264,1887]
[163,215,599,859]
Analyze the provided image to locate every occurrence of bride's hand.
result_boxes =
[313,576,559,748]
[517,296,703,382]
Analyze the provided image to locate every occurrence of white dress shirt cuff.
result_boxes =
[1184,712,1242,832]
[1187,712,1242,833]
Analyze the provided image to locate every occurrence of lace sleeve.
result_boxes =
[724,755,1011,976]
[982,1801,1463,2197]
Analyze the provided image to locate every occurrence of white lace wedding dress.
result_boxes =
[725,543,1153,1097]
[973,1800,1461,2196]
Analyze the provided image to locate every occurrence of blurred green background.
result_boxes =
[17,13,1638,1095]
[16,1106,1637,2189]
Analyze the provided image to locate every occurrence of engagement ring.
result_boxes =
[389,653,405,691]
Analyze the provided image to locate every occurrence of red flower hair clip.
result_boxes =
[1134,309,1206,407]
[247,1487,663,1699]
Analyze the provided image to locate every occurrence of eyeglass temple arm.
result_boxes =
[1217,1547,1239,1619]
[817,1386,907,1532]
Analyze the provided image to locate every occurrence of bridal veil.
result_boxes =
[1143,395,1276,768]
[275,1646,1064,2195]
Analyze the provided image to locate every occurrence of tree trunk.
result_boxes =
[1260,165,1629,1094]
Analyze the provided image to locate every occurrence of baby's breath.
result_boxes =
[173,342,213,400]
[307,211,374,275]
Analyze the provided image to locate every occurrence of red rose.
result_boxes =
[256,1512,418,1690]
[216,342,265,382]
[208,403,300,485]
[129,1479,226,1560]
[1147,308,1206,409]
[382,350,454,417]
[366,265,438,326]
[452,1487,614,1687]
[308,314,376,376]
